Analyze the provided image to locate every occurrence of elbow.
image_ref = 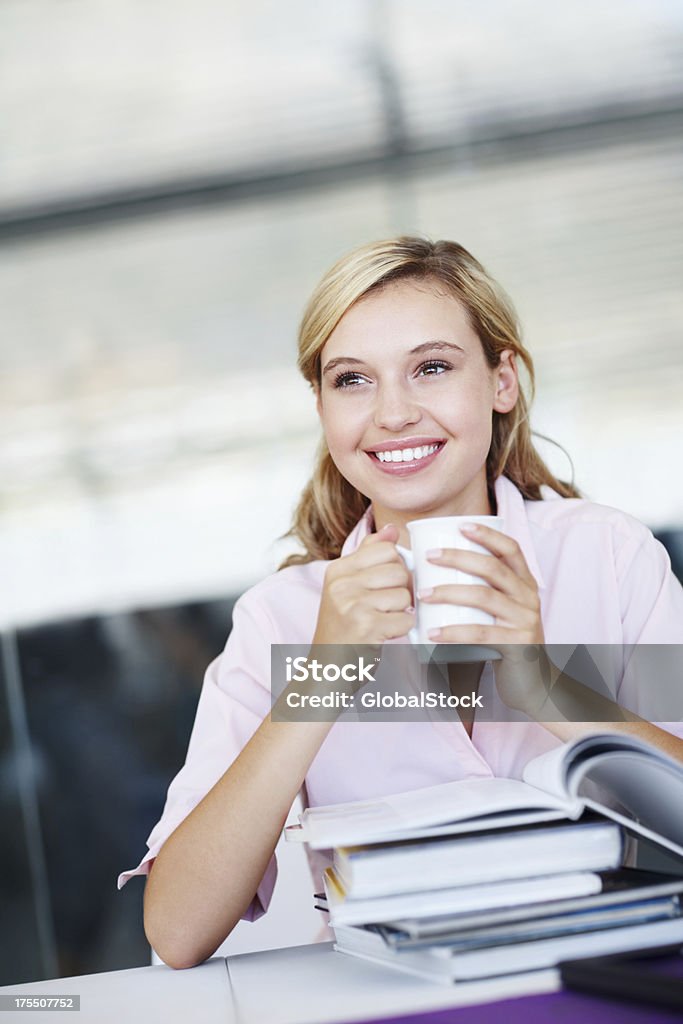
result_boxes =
[145,918,214,971]
[142,860,243,969]
[142,865,210,969]
[144,901,236,971]
[153,947,207,971]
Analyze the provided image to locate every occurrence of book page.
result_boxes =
[521,742,579,801]
[577,752,683,855]
[523,732,683,856]
[288,777,572,849]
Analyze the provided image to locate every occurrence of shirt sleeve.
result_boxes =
[117,589,278,922]
[615,524,683,734]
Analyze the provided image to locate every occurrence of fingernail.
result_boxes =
[426,548,442,558]
[417,588,433,599]
[461,523,479,534]
[428,628,442,640]
[405,604,415,614]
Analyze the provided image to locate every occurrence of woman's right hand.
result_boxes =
[312,524,415,645]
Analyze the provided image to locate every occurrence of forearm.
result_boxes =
[534,666,683,764]
[143,713,332,969]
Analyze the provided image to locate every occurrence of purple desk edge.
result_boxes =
[334,956,683,1024]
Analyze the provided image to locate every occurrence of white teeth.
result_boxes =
[375,444,440,463]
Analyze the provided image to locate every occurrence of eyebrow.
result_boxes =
[321,340,466,377]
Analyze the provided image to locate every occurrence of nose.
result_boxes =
[373,380,421,432]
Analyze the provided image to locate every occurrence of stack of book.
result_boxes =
[286,733,683,983]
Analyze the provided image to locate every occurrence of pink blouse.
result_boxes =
[118,476,683,918]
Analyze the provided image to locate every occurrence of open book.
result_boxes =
[285,732,683,856]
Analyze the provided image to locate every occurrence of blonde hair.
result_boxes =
[282,236,579,567]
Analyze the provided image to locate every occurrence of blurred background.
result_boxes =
[1,0,682,984]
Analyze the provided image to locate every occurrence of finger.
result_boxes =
[459,525,536,583]
[418,584,503,621]
[371,587,413,613]
[426,548,526,596]
[354,539,406,569]
[361,523,400,546]
[418,584,538,625]
[427,623,544,646]
[381,610,416,640]
[358,562,412,591]
[426,624,516,645]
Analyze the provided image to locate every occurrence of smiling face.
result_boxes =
[316,279,519,542]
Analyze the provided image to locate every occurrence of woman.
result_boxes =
[120,237,683,969]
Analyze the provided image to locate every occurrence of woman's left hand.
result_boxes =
[418,524,549,715]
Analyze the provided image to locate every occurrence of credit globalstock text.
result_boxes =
[270,644,683,724]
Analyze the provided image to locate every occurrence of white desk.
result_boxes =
[0,942,559,1024]
[0,955,229,1023]
[226,942,558,1024]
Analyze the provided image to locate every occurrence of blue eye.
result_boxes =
[417,359,450,376]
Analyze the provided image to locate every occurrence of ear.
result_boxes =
[493,350,519,414]
[314,384,322,420]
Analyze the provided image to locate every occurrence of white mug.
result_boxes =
[400,515,505,645]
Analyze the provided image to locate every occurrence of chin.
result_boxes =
[367,487,450,517]
[364,470,485,519]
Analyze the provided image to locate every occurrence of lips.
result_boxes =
[365,438,446,475]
